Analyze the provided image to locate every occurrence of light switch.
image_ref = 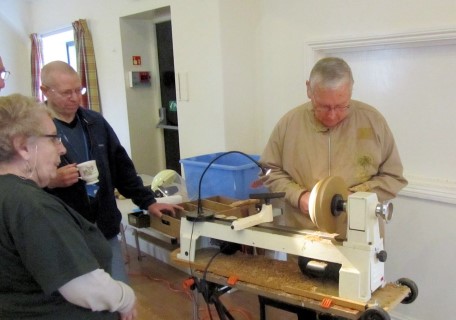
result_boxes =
[177,72,189,101]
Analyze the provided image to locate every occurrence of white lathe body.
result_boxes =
[177,191,387,302]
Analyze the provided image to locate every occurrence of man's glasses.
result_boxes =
[1,71,11,80]
[48,87,87,99]
[39,134,63,144]
[314,105,350,113]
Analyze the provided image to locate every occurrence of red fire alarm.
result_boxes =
[128,71,151,88]
[132,56,142,65]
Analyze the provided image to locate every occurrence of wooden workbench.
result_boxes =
[171,248,410,319]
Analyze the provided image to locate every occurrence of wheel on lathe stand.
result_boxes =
[397,277,419,304]
[360,306,390,320]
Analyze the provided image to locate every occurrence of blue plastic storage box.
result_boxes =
[180,152,267,200]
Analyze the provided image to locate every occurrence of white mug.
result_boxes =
[77,160,99,185]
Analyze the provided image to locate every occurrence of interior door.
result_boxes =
[156,20,181,174]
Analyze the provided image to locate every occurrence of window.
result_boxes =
[42,28,77,70]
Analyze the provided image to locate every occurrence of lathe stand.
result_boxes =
[192,276,235,320]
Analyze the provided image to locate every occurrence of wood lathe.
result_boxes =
[175,176,418,318]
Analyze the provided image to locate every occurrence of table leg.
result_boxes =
[119,223,130,264]
[133,229,142,261]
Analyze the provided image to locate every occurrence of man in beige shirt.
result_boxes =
[261,56,407,320]
[261,57,407,226]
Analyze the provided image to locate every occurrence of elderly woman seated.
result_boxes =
[0,94,137,320]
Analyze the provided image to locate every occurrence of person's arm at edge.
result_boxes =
[102,119,183,217]
[59,269,137,319]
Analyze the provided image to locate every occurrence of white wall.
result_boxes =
[3,1,456,319]
[171,0,227,157]
[0,0,32,95]
[387,195,456,319]
[218,0,262,153]
[119,17,166,175]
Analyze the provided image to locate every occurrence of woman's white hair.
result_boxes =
[0,94,50,162]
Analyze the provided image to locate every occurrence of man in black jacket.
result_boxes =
[41,61,182,283]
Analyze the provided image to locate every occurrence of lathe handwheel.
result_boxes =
[308,176,348,239]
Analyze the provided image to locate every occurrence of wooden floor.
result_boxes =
[124,245,300,320]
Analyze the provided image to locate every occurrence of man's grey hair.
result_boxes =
[308,57,354,91]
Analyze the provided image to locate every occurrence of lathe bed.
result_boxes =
[171,247,410,319]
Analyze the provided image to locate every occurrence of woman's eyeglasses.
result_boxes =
[39,134,63,144]
[0,71,11,80]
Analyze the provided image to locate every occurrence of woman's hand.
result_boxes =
[120,303,137,320]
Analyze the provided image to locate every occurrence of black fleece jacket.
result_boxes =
[46,107,156,239]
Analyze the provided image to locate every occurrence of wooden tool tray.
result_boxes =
[150,196,258,239]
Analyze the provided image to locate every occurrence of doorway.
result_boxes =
[155,20,181,174]
[120,6,180,176]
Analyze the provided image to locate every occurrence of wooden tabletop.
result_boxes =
[171,248,410,319]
